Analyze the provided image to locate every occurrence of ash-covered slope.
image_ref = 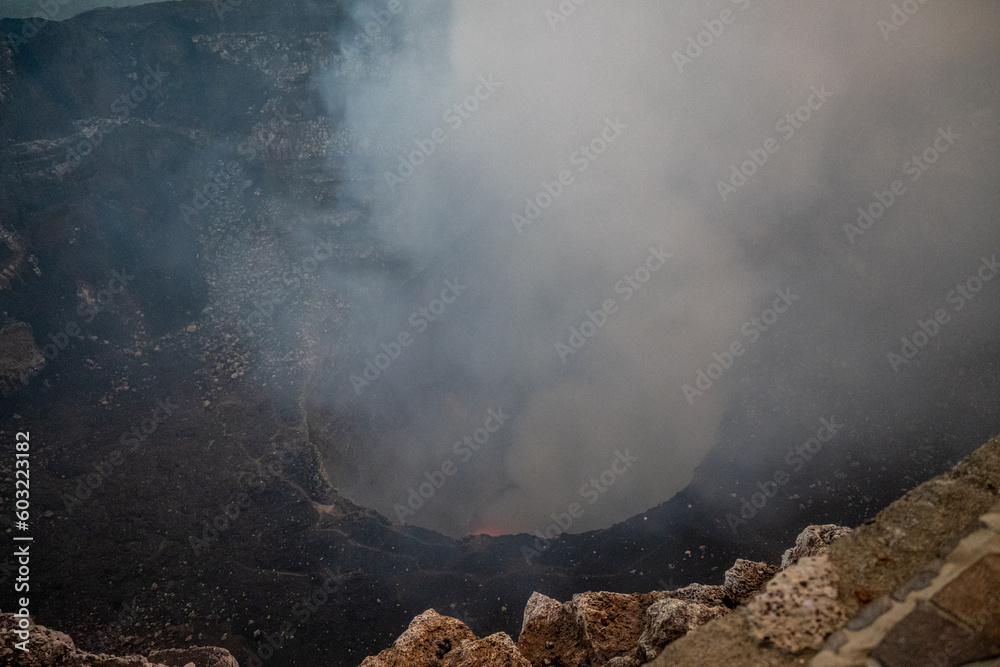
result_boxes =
[0,3,734,664]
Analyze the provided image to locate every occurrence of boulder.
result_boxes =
[746,555,848,652]
[360,609,478,667]
[440,632,530,667]
[0,613,237,667]
[572,591,651,663]
[663,583,730,607]
[781,524,852,568]
[516,591,594,666]
[636,598,729,661]
[723,559,780,604]
[148,647,239,667]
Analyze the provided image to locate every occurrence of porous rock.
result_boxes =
[723,559,780,604]
[148,647,239,667]
[517,591,591,666]
[746,555,848,652]
[636,598,729,661]
[781,524,852,568]
[0,613,237,667]
[663,582,730,607]
[359,609,477,667]
[439,632,530,667]
[572,591,650,662]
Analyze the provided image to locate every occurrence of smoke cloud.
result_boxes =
[311,0,1000,537]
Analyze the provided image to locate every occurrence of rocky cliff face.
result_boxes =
[359,525,845,666]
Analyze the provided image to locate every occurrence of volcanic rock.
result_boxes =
[515,586,734,666]
[636,597,729,661]
[439,632,530,667]
[0,613,236,667]
[359,609,479,667]
[663,582,730,607]
[780,524,852,568]
[0,320,44,396]
[746,555,848,652]
[516,591,590,666]
[723,559,780,604]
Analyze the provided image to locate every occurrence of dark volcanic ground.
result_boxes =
[1,2,999,666]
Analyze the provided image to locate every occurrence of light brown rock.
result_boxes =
[663,583,729,607]
[724,559,780,604]
[516,592,590,666]
[746,555,848,652]
[636,598,729,661]
[517,590,682,665]
[360,609,477,667]
[148,647,239,667]
[439,632,530,667]
[0,613,236,667]
[780,524,852,568]
[572,591,649,663]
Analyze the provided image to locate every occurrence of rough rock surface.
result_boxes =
[664,583,730,608]
[636,598,729,661]
[148,647,240,667]
[572,591,651,663]
[746,555,848,652]
[515,585,735,666]
[0,613,237,667]
[516,591,591,666]
[360,528,856,665]
[0,320,44,396]
[603,657,641,667]
[780,524,852,568]
[359,609,480,667]
[724,559,780,604]
[440,632,531,667]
